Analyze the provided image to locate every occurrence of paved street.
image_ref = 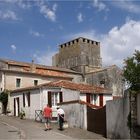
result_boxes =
[0,120,20,139]
[0,115,106,140]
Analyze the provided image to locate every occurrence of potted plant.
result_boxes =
[19,109,25,119]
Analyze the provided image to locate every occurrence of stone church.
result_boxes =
[52,37,123,97]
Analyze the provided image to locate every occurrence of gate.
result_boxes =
[87,106,106,137]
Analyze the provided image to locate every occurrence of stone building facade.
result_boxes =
[53,37,124,97]
[0,59,83,92]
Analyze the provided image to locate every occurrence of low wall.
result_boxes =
[59,101,87,130]
[106,93,130,139]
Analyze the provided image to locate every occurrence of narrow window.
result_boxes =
[34,80,38,86]
[16,78,21,87]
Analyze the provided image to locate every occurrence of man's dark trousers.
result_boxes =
[59,114,64,130]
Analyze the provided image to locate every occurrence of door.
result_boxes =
[87,106,106,137]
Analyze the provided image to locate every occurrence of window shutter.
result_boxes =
[59,92,63,103]
[28,92,30,107]
[99,94,103,106]
[23,93,25,107]
[48,91,52,107]
[86,93,91,103]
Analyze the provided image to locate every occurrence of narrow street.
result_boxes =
[0,120,20,139]
[0,115,105,140]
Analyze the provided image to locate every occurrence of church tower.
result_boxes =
[52,37,102,74]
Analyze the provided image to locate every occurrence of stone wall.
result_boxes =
[85,65,123,97]
[106,93,130,139]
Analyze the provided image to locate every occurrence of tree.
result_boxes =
[0,90,8,114]
[123,50,140,92]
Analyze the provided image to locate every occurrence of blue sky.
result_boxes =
[0,0,140,68]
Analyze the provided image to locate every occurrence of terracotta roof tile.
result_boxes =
[46,80,111,94]
[11,80,112,94]
[0,58,81,74]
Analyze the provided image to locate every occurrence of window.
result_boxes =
[23,92,30,107]
[34,80,38,86]
[16,78,21,87]
[51,93,58,106]
[48,92,63,107]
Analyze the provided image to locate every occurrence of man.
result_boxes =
[57,106,65,131]
[43,104,52,131]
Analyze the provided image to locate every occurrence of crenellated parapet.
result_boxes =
[59,37,100,50]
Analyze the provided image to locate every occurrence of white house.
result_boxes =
[10,80,112,120]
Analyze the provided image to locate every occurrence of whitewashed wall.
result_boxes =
[0,72,4,92]
[103,95,113,106]
[61,102,87,130]
[106,93,130,139]
[10,89,41,119]
[80,94,86,101]
[62,88,80,101]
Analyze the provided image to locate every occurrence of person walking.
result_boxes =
[57,106,65,131]
[43,104,52,131]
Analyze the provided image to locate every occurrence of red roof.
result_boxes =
[46,80,111,94]
[11,80,112,94]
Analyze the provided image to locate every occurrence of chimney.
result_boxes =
[31,60,36,72]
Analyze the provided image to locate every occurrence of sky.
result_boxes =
[0,0,140,68]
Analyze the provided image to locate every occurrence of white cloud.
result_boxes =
[52,3,57,11]
[77,13,83,23]
[29,30,44,37]
[0,10,18,20]
[5,0,31,9]
[10,44,16,52]
[114,1,140,14]
[37,1,57,22]
[33,50,57,66]
[101,20,140,67]
[67,20,140,68]
[92,0,109,11]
